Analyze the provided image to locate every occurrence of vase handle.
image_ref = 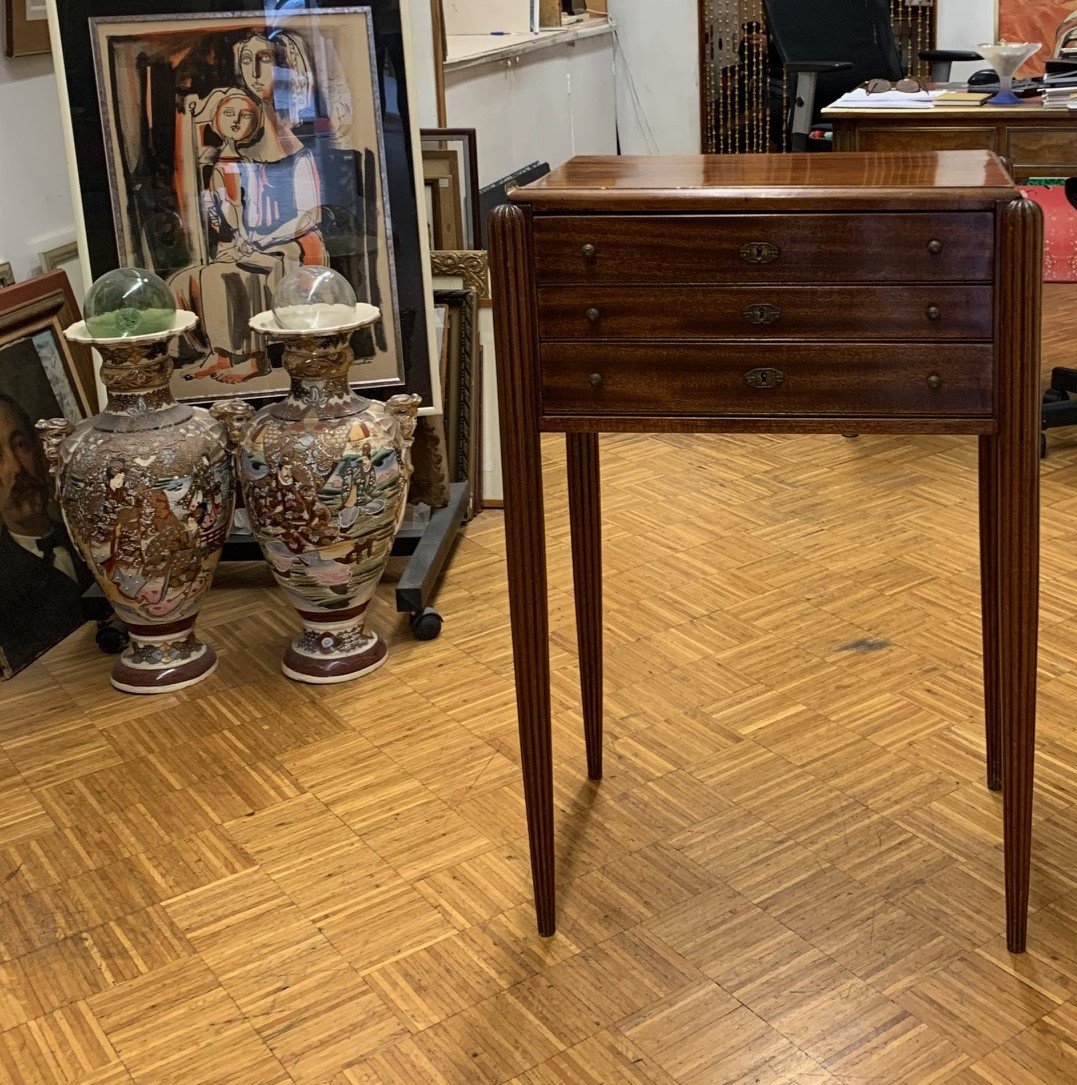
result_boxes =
[34,418,74,493]
[210,400,255,451]
[386,394,422,479]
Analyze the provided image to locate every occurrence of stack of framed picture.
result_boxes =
[419,127,485,519]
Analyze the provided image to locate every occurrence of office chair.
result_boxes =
[763,0,980,151]
[1041,179,1077,457]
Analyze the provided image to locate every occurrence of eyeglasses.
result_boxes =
[863,78,928,94]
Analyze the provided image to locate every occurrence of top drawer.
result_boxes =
[532,213,995,284]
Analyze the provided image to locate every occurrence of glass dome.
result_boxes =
[84,268,176,339]
[272,265,357,330]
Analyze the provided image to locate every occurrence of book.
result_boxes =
[934,91,990,107]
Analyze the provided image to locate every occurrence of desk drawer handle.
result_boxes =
[926,305,941,321]
[745,367,785,389]
[740,242,780,264]
[927,239,944,255]
[588,372,603,387]
[927,373,942,390]
[585,307,601,324]
[581,243,597,259]
[743,303,782,326]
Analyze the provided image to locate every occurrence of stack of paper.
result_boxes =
[829,88,935,109]
[1043,87,1077,109]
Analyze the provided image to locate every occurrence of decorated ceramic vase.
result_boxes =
[37,269,235,694]
[213,268,419,683]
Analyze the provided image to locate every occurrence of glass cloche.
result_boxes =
[272,265,358,330]
[83,268,176,339]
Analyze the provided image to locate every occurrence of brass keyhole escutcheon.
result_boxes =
[585,307,600,323]
[742,303,782,326]
[588,372,603,387]
[581,243,597,259]
[927,373,942,390]
[927,239,944,255]
[740,241,780,264]
[926,305,941,321]
[745,367,785,390]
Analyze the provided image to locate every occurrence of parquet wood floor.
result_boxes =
[2,288,1077,1083]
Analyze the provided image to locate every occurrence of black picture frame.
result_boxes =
[50,0,433,407]
[421,127,481,249]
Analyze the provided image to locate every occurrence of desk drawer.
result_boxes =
[1006,128,1077,168]
[541,342,994,418]
[538,285,993,340]
[532,214,995,284]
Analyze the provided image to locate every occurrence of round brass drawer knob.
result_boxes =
[581,243,597,259]
[927,239,944,255]
[927,373,942,390]
[589,372,603,387]
[585,307,600,323]
[926,305,941,321]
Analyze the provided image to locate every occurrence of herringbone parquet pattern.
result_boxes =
[1,287,1076,1083]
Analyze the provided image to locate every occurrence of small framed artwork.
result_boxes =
[421,128,481,249]
[38,240,85,303]
[5,0,50,58]
[0,263,14,289]
[0,271,96,678]
[423,149,465,250]
[48,0,436,409]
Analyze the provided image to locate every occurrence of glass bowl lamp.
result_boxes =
[272,265,360,331]
[83,267,177,339]
[976,42,1041,106]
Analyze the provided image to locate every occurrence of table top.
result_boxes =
[823,92,1063,119]
[509,151,1018,212]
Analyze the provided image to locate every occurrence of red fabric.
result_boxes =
[1021,183,1077,282]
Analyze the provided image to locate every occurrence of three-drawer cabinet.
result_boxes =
[489,152,1043,953]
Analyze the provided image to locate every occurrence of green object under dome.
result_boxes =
[84,268,176,339]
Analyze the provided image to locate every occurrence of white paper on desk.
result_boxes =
[442,0,532,35]
[829,88,936,109]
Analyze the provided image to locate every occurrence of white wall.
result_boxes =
[607,0,700,154]
[938,0,997,81]
[0,52,75,282]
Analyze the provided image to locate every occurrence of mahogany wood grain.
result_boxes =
[489,203,556,937]
[538,285,994,341]
[510,151,1016,212]
[566,433,602,781]
[979,439,1003,794]
[996,197,1042,954]
[540,342,995,418]
[533,214,995,285]
[541,414,997,435]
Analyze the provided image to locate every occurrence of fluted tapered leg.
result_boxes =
[997,197,1043,953]
[567,432,602,779]
[979,436,1002,793]
[490,203,555,936]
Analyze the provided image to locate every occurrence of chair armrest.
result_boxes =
[786,61,854,74]
[919,50,982,63]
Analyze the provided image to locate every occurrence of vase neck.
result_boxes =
[276,333,368,419]
[99,339,177,415]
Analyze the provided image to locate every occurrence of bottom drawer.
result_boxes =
[541,343,994,418]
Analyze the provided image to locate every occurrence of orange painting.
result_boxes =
[999,0,1077,75]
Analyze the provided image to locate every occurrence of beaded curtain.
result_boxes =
[702,0,937,153]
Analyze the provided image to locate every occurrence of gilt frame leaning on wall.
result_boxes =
[45,0,440,412]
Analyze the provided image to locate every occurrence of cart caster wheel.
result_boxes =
[410,608,443,641]
[96,619,129,655]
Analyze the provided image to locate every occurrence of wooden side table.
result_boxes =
[489,151,1043,952]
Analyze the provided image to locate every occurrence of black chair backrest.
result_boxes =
[763,0,905,116]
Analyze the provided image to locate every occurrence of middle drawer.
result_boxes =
[538,285,993,341]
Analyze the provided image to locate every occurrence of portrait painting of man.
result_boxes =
[0,333,94,677]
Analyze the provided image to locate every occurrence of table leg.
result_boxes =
[567,433,603,779]
[998,196,1042,953]
[978,436,1002,793]
[490,204,556,937]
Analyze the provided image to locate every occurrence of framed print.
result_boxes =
[5,0,50,57]
[421,128,481,249]
[0,264,14,289]
[422,149,465,250]
[48,1,436,409]
[0,271,96,678]
[38,239,85,302]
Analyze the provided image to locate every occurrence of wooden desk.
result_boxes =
[489,151,1043,952]
[824,98,1077,182]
